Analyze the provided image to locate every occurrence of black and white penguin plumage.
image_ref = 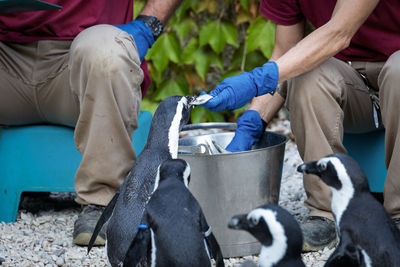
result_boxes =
[297,153,400,267]
[228,203,305,267]
[88,95,196,266]
[123,159,224,267]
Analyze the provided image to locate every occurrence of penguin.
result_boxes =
[228,203,305,267]
[88,95,196,266]
[297,153,400,267]
[123,158,224,267]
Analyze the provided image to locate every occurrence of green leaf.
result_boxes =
[210,52,224,70]
[182,38,199,64]
[206,110,225,122]
[174,18,199,40]
[244,50,267,71]
[237,8,254,24]
[175,0,198,21]
[198,0,217,13]
[147,63,163,86]
[141,97,159,115]
[219,69,243,82]
[199,20,238,54]
[191,106,207,123]
[199,20,216,46]
[191,106,225,123]
[239,0,250,11]
[153,75,189,101]
[146,32,181,74]
[246,17,275,59]
[229,44,246,70]
[184,43,222,80]
[192,49,209,81]
[133,1,145,19]
[228,45,267,72]
[221,21,238,47]
[189,48,224,80]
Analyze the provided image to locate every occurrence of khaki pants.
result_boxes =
[0,25,144,206]
[281,51,400,220]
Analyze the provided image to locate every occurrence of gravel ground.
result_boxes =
[0,117,334,266]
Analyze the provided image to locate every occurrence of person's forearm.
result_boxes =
[276,0,379,83]
[247,23,301,122]
[249,93,285,123]
[276,24,348,83]
[140,0,183,25]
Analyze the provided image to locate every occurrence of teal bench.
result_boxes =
[0,110,152,223]
[343,130,386,193]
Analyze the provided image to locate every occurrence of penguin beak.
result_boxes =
[188,94,213,106]
[186,94,197,109]
[297,161,318,174]
[297,161,321,175]
[228,214,250,230]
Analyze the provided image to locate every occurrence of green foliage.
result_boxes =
[137,0,275,122]
[246,17,275,58]
[199,20,238,54]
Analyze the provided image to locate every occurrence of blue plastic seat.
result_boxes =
[343,130,386,193]
[0,110,152,223]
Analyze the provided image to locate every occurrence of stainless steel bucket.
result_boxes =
[178,123,288,258]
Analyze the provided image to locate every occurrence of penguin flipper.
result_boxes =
[325,231,362,267]
[123,224,151,267]
[87,191,120,253]
[200,214,224,267]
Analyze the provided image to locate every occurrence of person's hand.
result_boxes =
[201,61,279,111]
[114,20,155,62]
[226,110,266,152]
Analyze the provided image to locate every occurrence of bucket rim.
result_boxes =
[179,130,289,157]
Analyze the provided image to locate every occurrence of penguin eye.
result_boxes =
[318,164,327,171]
[251,217,259,225]
[317,160,329,171]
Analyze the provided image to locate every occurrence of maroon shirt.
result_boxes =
[260,0,400,62]
[0,0,150,94]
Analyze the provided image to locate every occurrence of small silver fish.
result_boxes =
[212,140,229,154]
[190,94,213,105]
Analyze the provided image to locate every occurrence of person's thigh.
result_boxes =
[0,42,42,125]
[34,40,80,127]
[0,40,80,127]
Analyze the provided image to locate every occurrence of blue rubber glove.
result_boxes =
[114,20,155,62]
[226,110,266,152]
[201,61,279,111]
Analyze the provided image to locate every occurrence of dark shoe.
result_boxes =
[73,204,106,246]
[393,218,400,232]
[301,216,337,252]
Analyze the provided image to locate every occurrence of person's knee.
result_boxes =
[70,25,141,76]
[287,71,320,102]
[379,51,400,88]
[379,51,400,122]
